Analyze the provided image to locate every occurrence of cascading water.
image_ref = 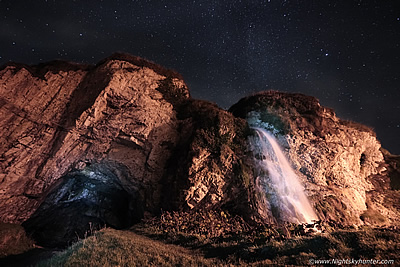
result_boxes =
[250,127,318,224]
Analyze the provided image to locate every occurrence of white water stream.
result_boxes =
[251,127,318,224]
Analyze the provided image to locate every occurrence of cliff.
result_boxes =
[0,54,255,246]
[0,55,398,248]
[0,54,184,223]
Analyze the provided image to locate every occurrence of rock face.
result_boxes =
[230,91,400,226]
[0,54,255,246]
[0,54,188,225]
[161,100,255,219]
[0,55,399,246]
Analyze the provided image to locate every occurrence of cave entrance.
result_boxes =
[23,164,142,248]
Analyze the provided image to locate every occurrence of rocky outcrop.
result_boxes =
[230,91,400,226]
[0,54,190,224]
[161,100,255,219]
[1,55,398,247]
[0,54,257,246]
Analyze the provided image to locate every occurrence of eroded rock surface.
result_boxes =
[230,91,400,226]
[0,54,256,246]
[0,56,398,248]
[161,100,255,220]
[0,53,189,225]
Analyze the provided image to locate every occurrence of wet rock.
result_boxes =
[230,90,399,226]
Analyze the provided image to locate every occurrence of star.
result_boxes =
[0,1,399,153]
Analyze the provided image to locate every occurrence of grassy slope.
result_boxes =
[39,228,220,267]
[38,225,400,266]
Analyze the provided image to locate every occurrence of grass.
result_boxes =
[36,223,400,266]
[2,209,397,266]
[39,228,220,267]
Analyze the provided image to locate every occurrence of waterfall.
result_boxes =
[250,127,318,224]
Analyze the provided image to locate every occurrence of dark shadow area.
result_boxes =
[23,165,143,248]
[0,248,59,267]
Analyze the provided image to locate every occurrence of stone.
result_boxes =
[0,54,256,246]
[0,53,189,224]
[230,90,400,226]
[0,56,399,248]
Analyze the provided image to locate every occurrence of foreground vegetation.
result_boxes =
[2,210,399,266]
[36,210,399,266]
[40,228,219,267]
[36,225,399,266]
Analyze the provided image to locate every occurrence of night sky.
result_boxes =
[1,0,399,153]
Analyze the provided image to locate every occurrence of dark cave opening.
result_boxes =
[22,165,143,248]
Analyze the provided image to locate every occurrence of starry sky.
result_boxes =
[1,0,399,153]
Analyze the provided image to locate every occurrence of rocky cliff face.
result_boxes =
[0,55,398,247]
[230,91,400,226]
[161,100,255,219]
[0,54,255,246]
[0,54,186,224]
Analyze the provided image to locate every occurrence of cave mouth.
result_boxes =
[22,165,142,248]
